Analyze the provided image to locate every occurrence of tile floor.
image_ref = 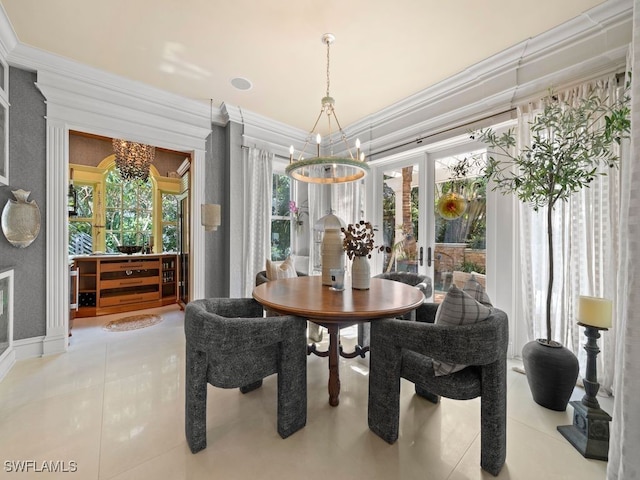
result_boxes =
[0,305,611,479]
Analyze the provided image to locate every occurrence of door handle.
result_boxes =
[427,247,432,267]
[419,247,424,266]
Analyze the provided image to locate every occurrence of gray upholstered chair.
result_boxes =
[373,271,431,320]
[367,303,509,476]
[355,271,432,347]
[255,270,324,342]
[373,271,432,299]
[185,298,307,454]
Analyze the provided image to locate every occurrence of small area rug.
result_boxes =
[104,314,162,332]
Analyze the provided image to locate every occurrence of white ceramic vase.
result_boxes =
[351,255,371,290]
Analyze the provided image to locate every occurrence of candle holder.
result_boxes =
[557,322,611,460]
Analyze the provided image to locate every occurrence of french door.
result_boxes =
[372,154,432,298]
[371,146,488,303]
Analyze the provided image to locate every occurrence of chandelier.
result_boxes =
[286,33,369,184]
[112,139,155,181]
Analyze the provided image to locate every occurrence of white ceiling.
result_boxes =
[1,0,605,133]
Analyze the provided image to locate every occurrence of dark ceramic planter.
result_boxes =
[522,339,579,411]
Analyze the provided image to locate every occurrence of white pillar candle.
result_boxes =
[578,296,612,328]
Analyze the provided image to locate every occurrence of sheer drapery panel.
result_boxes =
[243,148,273,297]
[607,24,640,478]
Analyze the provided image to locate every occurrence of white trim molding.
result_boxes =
[0,268,15,381]
[19,69,209,357]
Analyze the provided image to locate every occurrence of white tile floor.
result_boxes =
[0,305,611,479]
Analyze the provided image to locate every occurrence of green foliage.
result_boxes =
[459,260,486,275]
[105,169,153,251]
[271,219,291,261]
[472,85,630,343]
[161,193,179,252]
[75,185,93,218]
[272,174,291,216]
[473,90,630,212]
[435,175,486,245]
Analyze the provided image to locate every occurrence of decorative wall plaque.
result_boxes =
[1,189,41,248]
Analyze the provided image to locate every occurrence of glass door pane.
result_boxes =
[433,150,487,302]
[381,164,420,275]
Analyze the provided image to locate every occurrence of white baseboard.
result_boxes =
[14,336,46,360]
[0,348,16,381]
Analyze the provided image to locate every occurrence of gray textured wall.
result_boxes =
[0,68,47,339]
[204,124,228,298]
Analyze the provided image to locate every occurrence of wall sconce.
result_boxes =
[201,204,221,231]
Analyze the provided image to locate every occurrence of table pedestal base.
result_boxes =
[307,324,369,406]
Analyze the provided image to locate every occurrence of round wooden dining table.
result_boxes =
[253,275,425,406]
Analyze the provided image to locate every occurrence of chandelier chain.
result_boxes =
[325,38,331,98]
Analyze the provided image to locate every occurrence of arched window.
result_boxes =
[69,158,181,255]
[104,168,153,251]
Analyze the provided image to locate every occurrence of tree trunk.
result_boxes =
[402,167,413,235]
[545,204,554,344]
[401,166,417,262]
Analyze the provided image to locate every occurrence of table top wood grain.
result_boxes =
[252,276,425,324]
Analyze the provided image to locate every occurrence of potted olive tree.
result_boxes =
[473,86,630,410]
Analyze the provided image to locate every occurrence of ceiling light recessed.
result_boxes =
[231,77,253,91]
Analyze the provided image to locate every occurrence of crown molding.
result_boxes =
[225,0,632,159]
[336,0,632,159]
[0,0,632,158]
[4,41,217,148]
[35,67,211,151]
[0,3,17,59]
[223,102,311,155]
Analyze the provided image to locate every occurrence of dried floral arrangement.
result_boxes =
[341,221,390,260]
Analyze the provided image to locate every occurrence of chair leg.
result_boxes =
[185,347,208,453]
[480,361,507,476]
[358,322,370,350]
[277,322,307,438]
[367,327,402,444]
[415,384,440,404]
[240,380,263,393]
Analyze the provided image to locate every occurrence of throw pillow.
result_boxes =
[266,256,298,281]
[432,284,493,376]
[462,275,492,307]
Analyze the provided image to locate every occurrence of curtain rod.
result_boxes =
[241,145,289,161]
[366,107,517,160]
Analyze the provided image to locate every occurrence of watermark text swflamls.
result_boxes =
[4,460,78,473]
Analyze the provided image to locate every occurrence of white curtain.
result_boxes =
[243,147,273,297]
[518,74,623,394]
[608,8,640,476]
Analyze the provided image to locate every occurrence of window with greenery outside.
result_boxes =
[161,193,178,252]
[105,169,152,252]
[382,174,419,272]
[68,184,94,254]
[271,173,291,261]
